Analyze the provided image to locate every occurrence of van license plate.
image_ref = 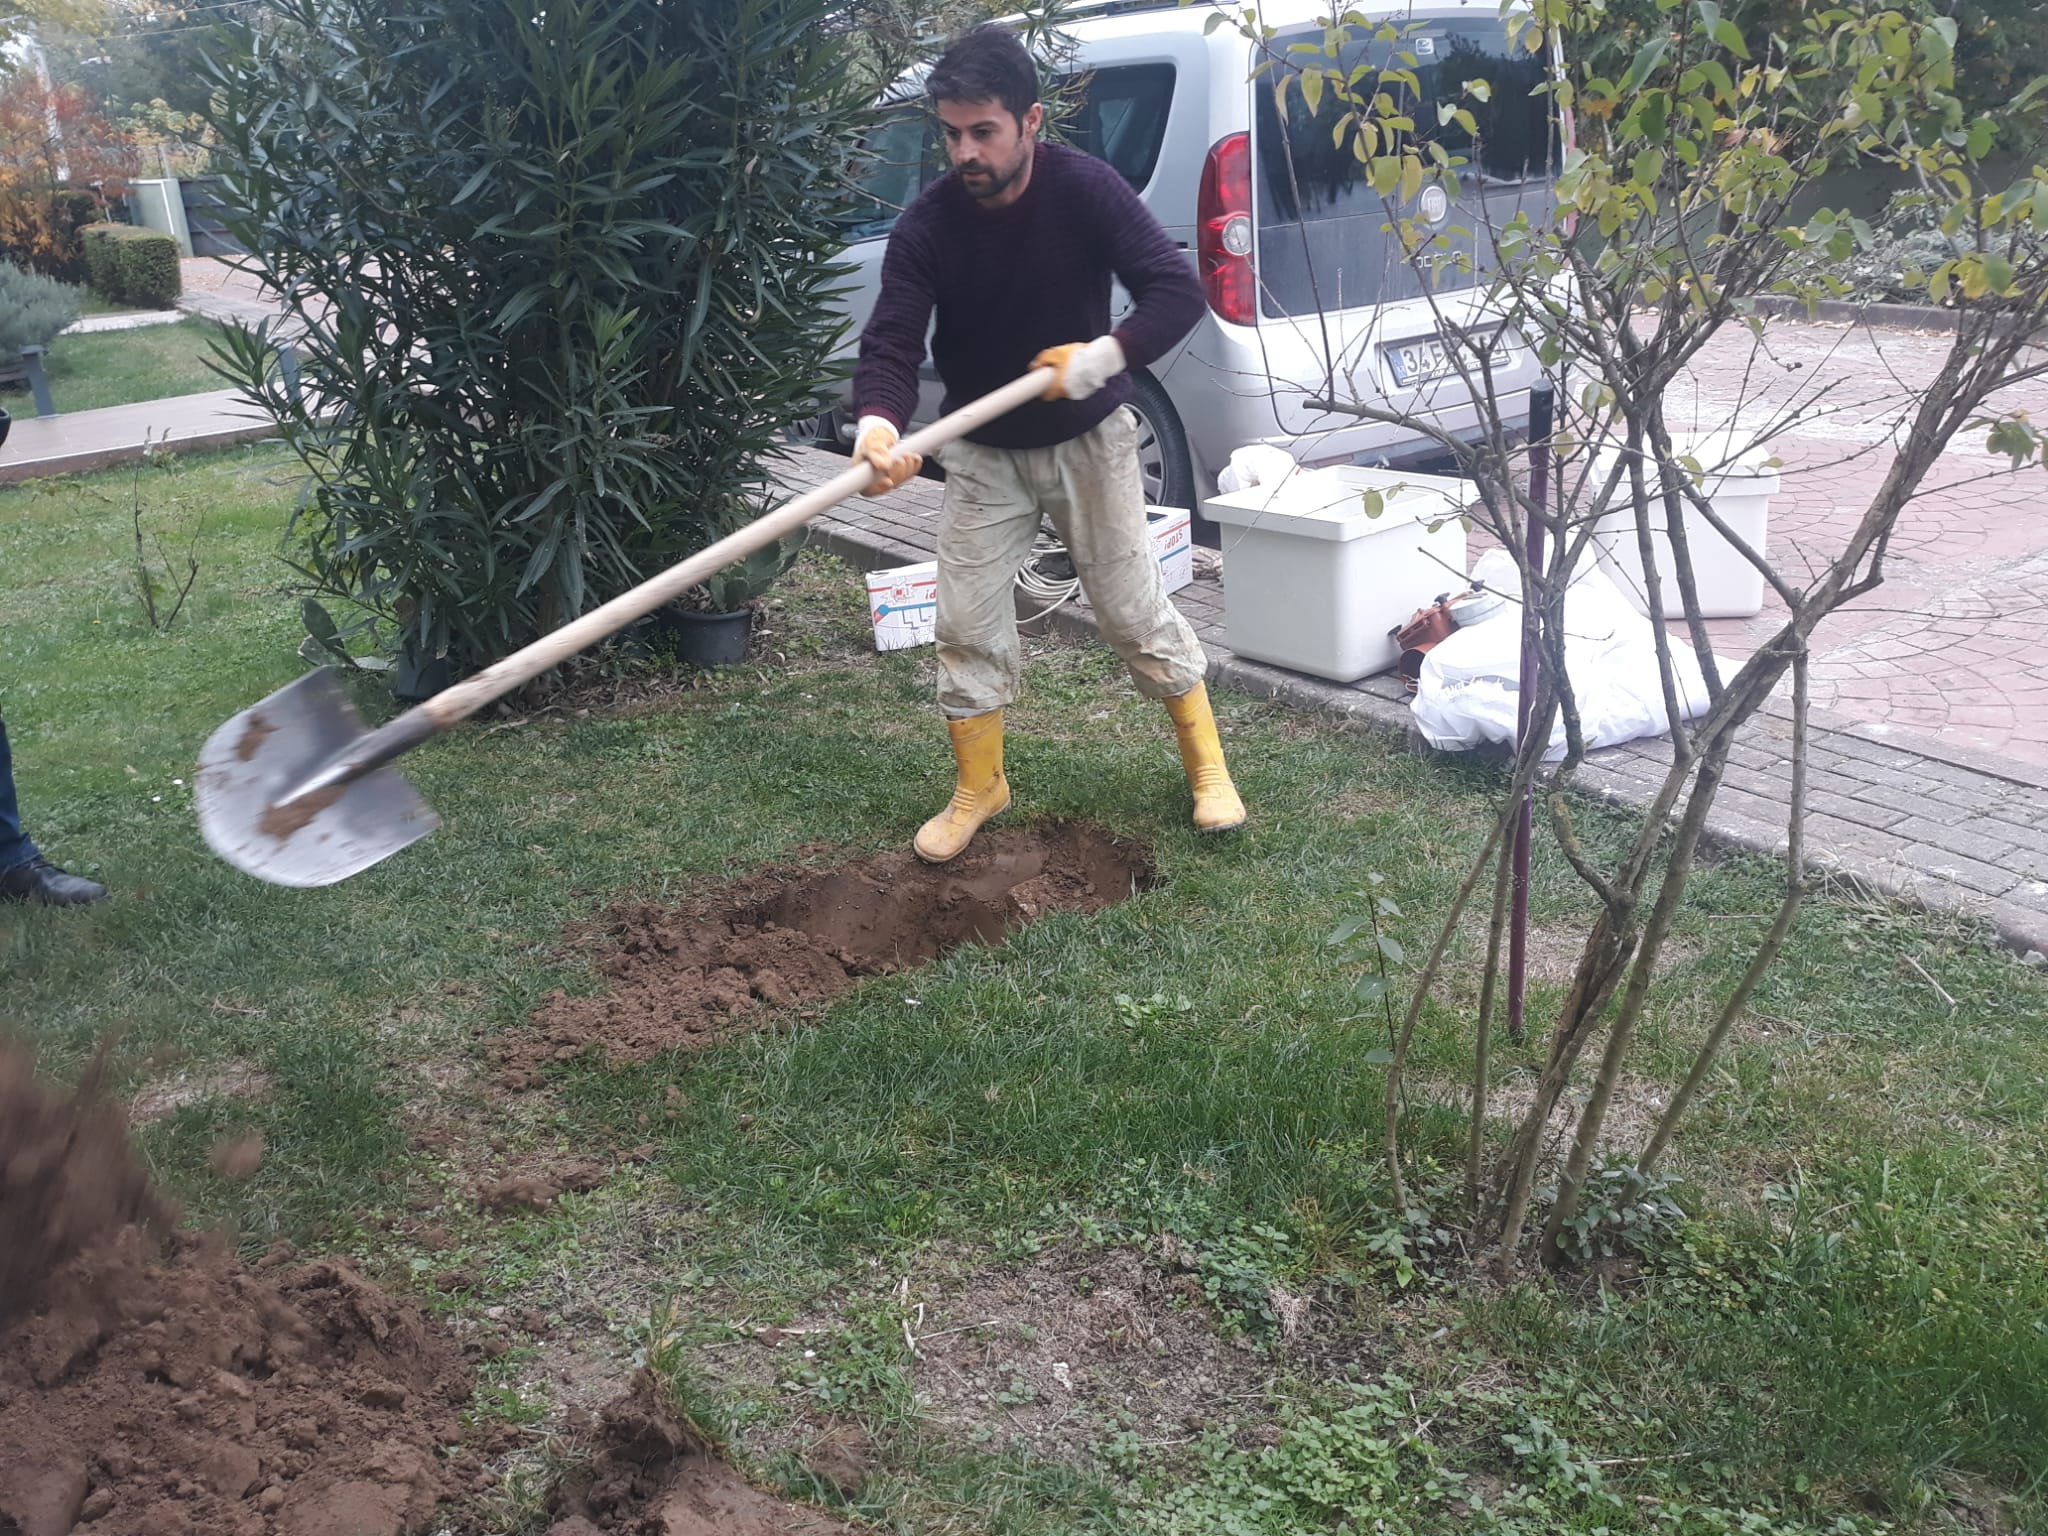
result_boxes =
[1385,337,1459,387]
[1385,333,1507,388]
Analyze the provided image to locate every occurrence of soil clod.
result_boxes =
[545,1369,856,1535]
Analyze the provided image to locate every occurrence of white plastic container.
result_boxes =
[1588,432,1778,619]
[1201,465,1471,681]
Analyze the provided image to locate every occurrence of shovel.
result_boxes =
[196,369,1052,887]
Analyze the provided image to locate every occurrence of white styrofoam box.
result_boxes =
[1589,432,1779,619]
[1201,464,1471,681]
[1147,505,1193,595]
[866,560,938,652]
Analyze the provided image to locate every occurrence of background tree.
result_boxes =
[0,70,131,278]
[206,0,872,676]
[1239,0,2048,1265]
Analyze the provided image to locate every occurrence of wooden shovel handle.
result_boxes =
[415,368,1052,730]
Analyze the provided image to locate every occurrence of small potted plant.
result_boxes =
[651,537,802,667]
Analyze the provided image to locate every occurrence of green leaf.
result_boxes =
[1355,975,1390,1003]
[1361,1046,1395,1065]
[300,596,340,646]
[1377,933,1407,965]
[1710,17,1749,58]
[1620,35,1670,94]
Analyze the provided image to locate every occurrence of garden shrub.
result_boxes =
[81,223,182,308]
[0,262,81,356]
[206,0,872,675]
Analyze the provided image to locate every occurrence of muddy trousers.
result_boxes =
[934,406,1207,717]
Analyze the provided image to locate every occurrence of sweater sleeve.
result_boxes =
[851,207,938,431]
[1094,164,1205,371]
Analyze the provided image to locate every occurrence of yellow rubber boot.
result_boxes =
[1164,683,1246,833]
[915,710,1012,864]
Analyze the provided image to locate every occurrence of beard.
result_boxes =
[958,150,1026,202]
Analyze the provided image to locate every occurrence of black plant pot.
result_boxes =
[652,604,753,667]
[394,646,453,701]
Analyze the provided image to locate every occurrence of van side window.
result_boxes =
[1058,64,1176,191]
[846,108,935,241]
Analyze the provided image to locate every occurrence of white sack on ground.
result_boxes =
[1214,444,1300,495]
[1410,549,1720,757]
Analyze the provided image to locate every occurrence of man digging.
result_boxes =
[852,24,1246,863]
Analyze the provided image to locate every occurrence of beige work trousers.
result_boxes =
[934,405,1208,718]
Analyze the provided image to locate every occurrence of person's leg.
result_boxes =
[917,438,1046,863]
[0,710,107,905]
[0,711,38,872]
[1045,409,1245,832]
[1041,407,1209,701]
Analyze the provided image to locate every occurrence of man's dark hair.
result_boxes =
[927,25,1039,124]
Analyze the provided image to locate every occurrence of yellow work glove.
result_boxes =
[854,416,922,497]
[1030,335,1127,401]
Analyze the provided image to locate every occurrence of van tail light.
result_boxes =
[1197,132,1255,326]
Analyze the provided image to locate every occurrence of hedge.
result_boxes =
[80,224,183,309]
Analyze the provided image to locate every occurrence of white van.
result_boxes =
[812,0,1556,539]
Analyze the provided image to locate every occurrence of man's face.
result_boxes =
[936,96,1043,206]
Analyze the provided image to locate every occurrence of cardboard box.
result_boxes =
[1148,505,1193,595]
[866,560,938,652]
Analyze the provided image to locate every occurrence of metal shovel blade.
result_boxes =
[195,668,441,887]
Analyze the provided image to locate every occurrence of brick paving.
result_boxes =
[780,313,2048,952]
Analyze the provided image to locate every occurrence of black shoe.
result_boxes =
[0,856,108,906]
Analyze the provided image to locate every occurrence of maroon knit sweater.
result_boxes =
[852,141,1205,450]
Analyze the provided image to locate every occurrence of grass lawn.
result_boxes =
[3,315,231,416]
[3,446,2045,1534]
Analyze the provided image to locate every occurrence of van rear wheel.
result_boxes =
[1127,371,1193,512]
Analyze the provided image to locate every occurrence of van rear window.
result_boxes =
[1061,64,1176,191]
[1252,22,1554,318]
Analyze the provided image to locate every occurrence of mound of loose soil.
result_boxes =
[546,1369,855,1536]
[0,1047,473,1536]
[503,821,1154,1081]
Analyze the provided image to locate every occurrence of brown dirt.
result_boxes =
[0,1046,474,1536]
[544,1369,855,1535]
[258,783,345,842]
[501,821,1155,1081]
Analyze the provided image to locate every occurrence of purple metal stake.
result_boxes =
[1508,382,1555,1044]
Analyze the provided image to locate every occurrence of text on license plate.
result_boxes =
[1385,333,1508,387]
